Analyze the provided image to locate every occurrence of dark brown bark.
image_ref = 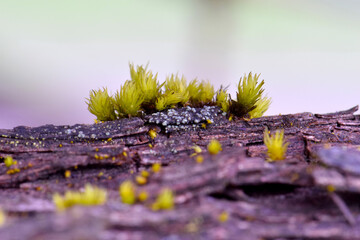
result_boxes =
[0,105,360,239]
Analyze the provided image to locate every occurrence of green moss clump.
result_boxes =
[86,64,271,121]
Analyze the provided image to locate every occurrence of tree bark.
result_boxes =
[0,106,360,239]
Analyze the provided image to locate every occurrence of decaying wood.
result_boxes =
[0,105,360,239]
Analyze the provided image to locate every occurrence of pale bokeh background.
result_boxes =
[1,0,359,128]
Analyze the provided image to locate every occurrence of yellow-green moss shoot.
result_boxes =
[207,140,222,155]
[86,88,117,121]
[230,72,271,118]
[119,180,136,205]
[151,188,175,211]
[53,184,107,211]
[114,80,144,118]
[263,127,289,161]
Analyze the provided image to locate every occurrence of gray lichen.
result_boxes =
[145,106,227,133]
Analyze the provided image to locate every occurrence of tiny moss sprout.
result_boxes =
[64,170,71,178]
[148,129,157,139]
[119,180,136,205]
[218,211,229,223]
[4,156,17,167]
[86,88,117,121]
[327,184,336,192]
[151,188,175,211]
[135,175,147,185]
[53,184,107,212]
[263,127,289,161]
[207,140,222,155]
[87,63,271,120]
[191,145,202,157]
[192,145,202,154]
[152,163,161,173]
[138,191,148,202]
[141,170,150,178]
[6,168,20,175]
[196,155,204,164]
[4,156,20,175]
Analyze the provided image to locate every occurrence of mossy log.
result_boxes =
[0,106,360,239]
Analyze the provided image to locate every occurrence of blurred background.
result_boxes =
[1,0,359,128]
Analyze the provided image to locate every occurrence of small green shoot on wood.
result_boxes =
[207,139,222,155]
[119,180,136,205]
[151,188,175,211]
[263,127,289,161]
[53,184,107,211]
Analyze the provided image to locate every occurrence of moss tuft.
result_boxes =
[4,156,17,168]
[263,127,289,161]
[119,180,136,205]
[164,74,189,105]
[152,163,161,173]
[215,87,230,112]
[114,80,144,117]
[188,80,215,106]
[151,188,175,211]
[129,63,162,108]
[155,92,183,111]
[53,184,107,211]
[207,139,222,155]
[86,88,117,121]
[229,72,270,117]
[249,95,271,118]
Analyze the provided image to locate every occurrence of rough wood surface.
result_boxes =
[0,106,360,240]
